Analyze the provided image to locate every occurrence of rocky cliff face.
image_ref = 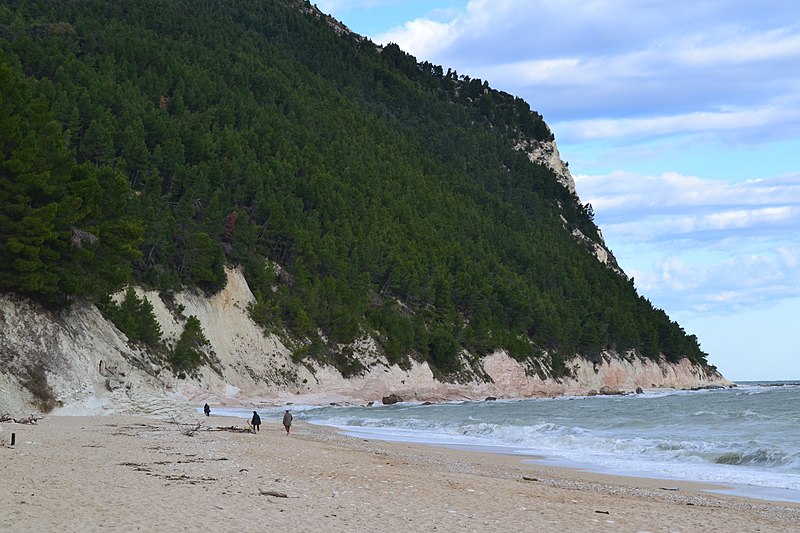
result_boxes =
[514,131,624,274]
[0,268,732,417]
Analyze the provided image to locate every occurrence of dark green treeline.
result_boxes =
[0,0,709,376]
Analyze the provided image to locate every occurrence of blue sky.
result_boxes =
[317,0,800,381]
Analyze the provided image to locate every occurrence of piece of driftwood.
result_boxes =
[171,416,201,436]
[13,415,43,425]
[212,425,250,433]
[259,489,288,498]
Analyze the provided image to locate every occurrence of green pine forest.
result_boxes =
[0,0,711,379]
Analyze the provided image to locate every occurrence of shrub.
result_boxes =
[22,365,62,413]
[428,328,461,374]
[98,288,162,347]
[170,315,212,373]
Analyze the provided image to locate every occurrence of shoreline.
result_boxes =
[329,426,800,505]
[200,391,800,507]
[2,414,798,532]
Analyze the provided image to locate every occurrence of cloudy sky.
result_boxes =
[317,0,800,381]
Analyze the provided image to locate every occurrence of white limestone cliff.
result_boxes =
[514,132,576,195]
[0,268,732,417]
[514,130,626,274]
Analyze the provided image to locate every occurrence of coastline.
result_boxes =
[2,415,797,532]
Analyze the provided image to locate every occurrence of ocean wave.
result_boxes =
[218,385,800,496]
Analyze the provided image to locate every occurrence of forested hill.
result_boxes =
[0,0,711,379]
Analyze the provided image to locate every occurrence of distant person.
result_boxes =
[251,411,261,432]
[282,410,293,434]
[203,403,211,417]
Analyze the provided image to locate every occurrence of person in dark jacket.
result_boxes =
[282,410,293,434]
[203,403,211,417]
[251,411,261,432]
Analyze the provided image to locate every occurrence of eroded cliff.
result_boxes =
[0,268,732,417]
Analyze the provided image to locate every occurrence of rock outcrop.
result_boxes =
[0,268,732,417]
[514,130,623,273]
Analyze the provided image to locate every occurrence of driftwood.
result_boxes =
[171,416,202,436]
[259,489,288,498]
[1,414,43,424]
[212,425,250,433]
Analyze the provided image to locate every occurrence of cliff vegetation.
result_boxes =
[0,0,711,383]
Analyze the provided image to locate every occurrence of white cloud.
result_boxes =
[575,170,800,314]
[673,28,800,65]
[575,171,800,214]
[369,0,800,146]
[378,17,458,54]
[555,105,800,142]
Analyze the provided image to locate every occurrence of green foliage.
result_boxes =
[0,0,711,375]
[180,232,226,293]
[329,348,366,379]
[549,352,573,380]
[97,288,162,347]
[0,52,142,304]
[428,327,461,374]
[170,315,212,373]
[367,302,418,368]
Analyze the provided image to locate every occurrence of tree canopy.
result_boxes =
[0,0,710,375]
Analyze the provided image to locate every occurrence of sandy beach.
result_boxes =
[1,414,798,532]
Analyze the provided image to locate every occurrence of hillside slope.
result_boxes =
[0,268,730,417]
[0,1,727,414]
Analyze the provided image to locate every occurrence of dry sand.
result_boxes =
[1,414,798,532]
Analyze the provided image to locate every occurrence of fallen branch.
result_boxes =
[212,425,250,433]
[259,489,288,498]
[171,416,202,436]
[14,415,43,425]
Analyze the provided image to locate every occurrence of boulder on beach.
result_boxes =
[381,394,402,405]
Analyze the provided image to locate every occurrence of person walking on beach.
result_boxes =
[282,410,293,434]
[203,403,211,417]
[251,411,261,432]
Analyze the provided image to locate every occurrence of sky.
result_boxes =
[316,0,800,381]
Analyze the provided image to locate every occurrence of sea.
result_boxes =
[212,382,800,503]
